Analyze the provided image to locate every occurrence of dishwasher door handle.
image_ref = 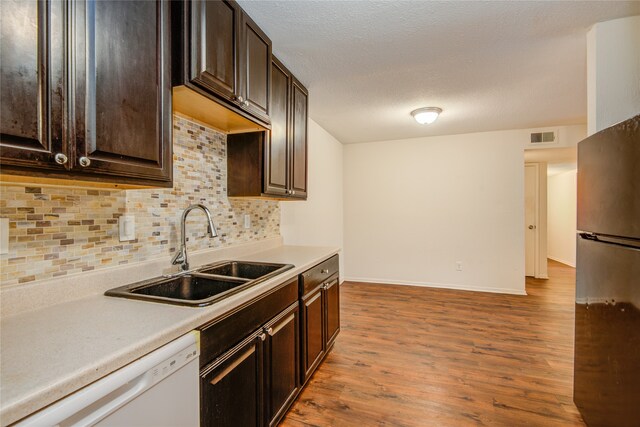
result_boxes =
[66,370,153,427]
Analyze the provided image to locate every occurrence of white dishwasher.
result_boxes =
[16,331,200,427]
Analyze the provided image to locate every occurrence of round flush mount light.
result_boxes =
[411,107,442,125]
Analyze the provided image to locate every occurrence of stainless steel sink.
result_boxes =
[196,261,285,279]
[105,261,293,306]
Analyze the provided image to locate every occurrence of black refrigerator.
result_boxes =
[574,114,640,427]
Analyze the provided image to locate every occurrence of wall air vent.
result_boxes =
[530,131,556,144]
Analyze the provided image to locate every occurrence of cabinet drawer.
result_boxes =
[199,278,297,367]
[300,255,338,296]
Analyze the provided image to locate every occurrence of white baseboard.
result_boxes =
[547,256,576,268]
[342,276,527,296]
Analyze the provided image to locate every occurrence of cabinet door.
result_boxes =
[325,278,341,348]
[239,12,271,123]
[264,58,289,197]
[0,0,66,171]
[301,286,325,383]
[201,333,264,427]
[189,0,240,102]
[72,0,171,183]
[290,78,308,199]
[265,303,299,427]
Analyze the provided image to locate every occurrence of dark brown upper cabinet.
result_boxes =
[0,0,66,172]
[72,0,172,184]
[264,58,291,197]
[290,77,308,199]
[227,56,308,200]
[173,0,271,131]
[0,0,172,188]
[239,13,271,123]
[187,0,241,102]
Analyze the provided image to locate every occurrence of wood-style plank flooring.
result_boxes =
[282,260,585,426]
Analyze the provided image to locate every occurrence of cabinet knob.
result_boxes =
[321,269,329,274]
[243,100,249,107]
[266,327,273,336]
[54,153,68,165]
[291,190,296,195]
[79,156,91,167]
[323,283,329,290]
[259,333,266,342]
[236,95,244,103]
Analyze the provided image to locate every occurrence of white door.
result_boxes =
[524,164,538,277]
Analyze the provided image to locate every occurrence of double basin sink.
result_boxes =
[105,261,293,307]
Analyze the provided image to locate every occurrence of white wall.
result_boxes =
[280,119,344,278]
[587,15,640,135]
[343,129,526,295]
[547,170,577,267]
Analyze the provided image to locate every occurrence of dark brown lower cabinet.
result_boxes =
[200,332,264,427]
[198,257,339,425]
[265,304,300,427]
[325,278,341,348]
[200,292,299,427]
[301,284,326,381]
[300,274,340,384]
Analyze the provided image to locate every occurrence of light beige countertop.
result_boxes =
[0,244,339,426]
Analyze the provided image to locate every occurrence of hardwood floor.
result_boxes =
[282,260,585,426]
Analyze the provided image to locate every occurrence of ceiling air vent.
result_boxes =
[530,131,556,144]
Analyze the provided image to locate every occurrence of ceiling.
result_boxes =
[237,1,640,144]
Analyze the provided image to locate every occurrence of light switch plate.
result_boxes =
[119,215,136,242]
[243,214,251,229]
[0,218,9,254]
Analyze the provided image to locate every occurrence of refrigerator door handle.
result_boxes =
[579,232,640,251]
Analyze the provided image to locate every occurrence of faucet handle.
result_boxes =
[171,248,187,270]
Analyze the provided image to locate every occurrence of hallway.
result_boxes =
[283,260,585,426]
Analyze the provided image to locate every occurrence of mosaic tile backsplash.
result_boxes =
[0,115,280,286]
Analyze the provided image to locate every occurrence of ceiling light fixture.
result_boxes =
[411,107,442,125]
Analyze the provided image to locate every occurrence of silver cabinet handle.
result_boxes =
[79,157,91,167]
[54,153,68,165]
[321,269,329,274]
[323,283,329,290]
[259,333,266,342]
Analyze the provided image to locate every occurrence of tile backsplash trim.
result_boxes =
[0,115,280,286]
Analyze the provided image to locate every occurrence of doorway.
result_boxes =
[524,162,548,279]
[525,144,580,279]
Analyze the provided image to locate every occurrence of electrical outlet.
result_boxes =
[243,214,251,229]
[119,215,136,241]
[455,261,463,271]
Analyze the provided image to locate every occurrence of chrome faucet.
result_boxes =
[171,204,218,271]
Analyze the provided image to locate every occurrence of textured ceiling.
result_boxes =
[237,1,640,144]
